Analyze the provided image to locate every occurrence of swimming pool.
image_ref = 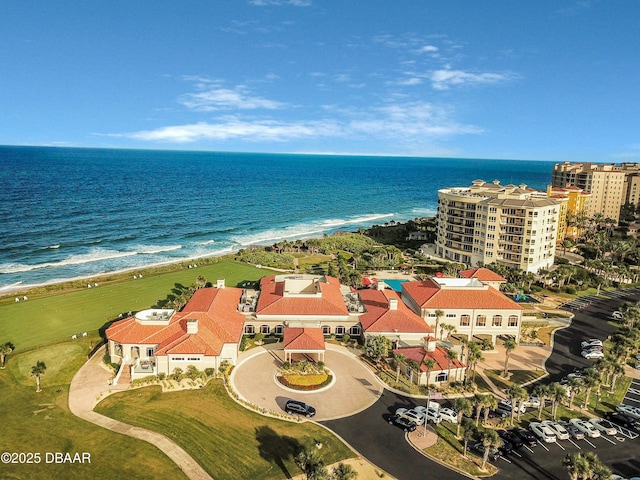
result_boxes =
[380,279,408,292]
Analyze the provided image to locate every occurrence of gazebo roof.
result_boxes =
[283,327,326,352]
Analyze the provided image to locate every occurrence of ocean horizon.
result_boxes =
[0,146,554,292]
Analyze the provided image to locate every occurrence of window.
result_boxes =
[114,343,123,356]
[260,325,270,334]
[427,313,436,318]
[446,313,456,318]
[508,315,519,327]
[460,315,470,327]
[273,325,284,335]
[146,347,155,358]
[492,315,502,327]
[172,357,185,361]
[244,324,255,335]
[187,357,201,362]
[322,325,331,335]
[435,371,448,383]
[476,315,486,327]
[349,325,361,336]
[335,326,346,335]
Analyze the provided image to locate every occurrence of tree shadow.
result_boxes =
[255,425,303,479]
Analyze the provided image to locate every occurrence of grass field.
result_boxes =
[95,381,354,480]
[0,261,271,351]
[0,340,188,480]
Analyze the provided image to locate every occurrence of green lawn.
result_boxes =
[0,261,271,351]
[0,340,187,480]
[95,381,354,480]
[485,369,547,390]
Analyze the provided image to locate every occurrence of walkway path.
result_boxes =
[68,350,212,480]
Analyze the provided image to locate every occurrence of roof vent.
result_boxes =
[187,319,198,334]
[216,279,225,289]
[389,298,398,310]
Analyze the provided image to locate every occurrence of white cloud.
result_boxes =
[419,45,439,53]
[179,85,287,111]
[126,118,342,143]
[430,68,512,90]
[397,77,423,86]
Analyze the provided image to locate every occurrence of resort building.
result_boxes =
[392,336,466,386]
[401,276,523,344]
[458,267,507,290]
[435,179,562,273]
[247,274,361,338]
[545,185,591,241]
[551,162,625,222]
[105,282,245,382]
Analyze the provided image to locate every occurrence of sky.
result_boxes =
[1,0,640,161]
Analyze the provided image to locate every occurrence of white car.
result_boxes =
[414,406,442,424]
[582,349,605,359]
[581,339,603,349]
[529,422,557,443]
[437,408,458,423]
[569,418,601,438]
[588,418,618,435]
[612,311,625,320]
[498,400,526,414]
[395,408,425,425]
[521,395,541,408]
[617,404,640,420]
[541,420,570,440]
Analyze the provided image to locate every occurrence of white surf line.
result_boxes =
[583,438,597,448]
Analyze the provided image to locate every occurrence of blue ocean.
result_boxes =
[0,146,553,291]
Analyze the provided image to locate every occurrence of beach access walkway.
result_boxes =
[68,350,212,480]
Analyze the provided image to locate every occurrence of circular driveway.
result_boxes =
[231,345,383,421]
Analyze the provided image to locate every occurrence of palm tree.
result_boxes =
[472,393,487,426]
[433,309,444,340]
[482,395,498,425]
[532,384,550,420]
[466,342,483,384]
[609,360,625,394]
[393,352,406,384]
[31,361,46,393]
[421,358,437,393]
[549,383,567,420]
[294,448,327,480]
[443,323,457,341]
[505,384,527,425]
[502,338,517,378]
[479,429,501,471]
[563,453,591,480]
[581,368,601,409]
[445,349,458,384]
[461,417,475,458]
[0,341,14,369]
[566,378,582,410]
[331,462,357,480]
[451,397,472,438]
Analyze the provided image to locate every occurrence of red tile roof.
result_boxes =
[459,268,506,282]
[402,279,522,311]
[392,346,465,371]
[256,275,348,317]
[358,288,433,334]
[283,327,326,351]
[106,287,245,356]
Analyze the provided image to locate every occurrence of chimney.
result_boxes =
[187,319,198,334]
[424,336,437,352]
[216,279,225,289]
[389,298,398,310]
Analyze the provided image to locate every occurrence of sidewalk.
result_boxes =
[68,351,212,480]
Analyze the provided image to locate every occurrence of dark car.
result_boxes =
[497,429,523,448]
[468,441,501,461]
[513,427,538,447]
[388,414,418,432]
[605,411,639,430]
[285,400,316,417]
[490,407,511,419]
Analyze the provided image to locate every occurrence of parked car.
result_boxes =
[541,420,570,440]
[612,311,625,320]
[498,399,526,414]
[414,406,441,424]
[491,407,512,419]
[589,418,618,435]
[617,404,640,420]
[513,427,538,447]
[437,408,458,423]
[497,439,514,456]
[569,418,601,438]
[581,339,603,349]
[496,429,523,448]
[605,411,640,430]
[395,408,426,426]
[468,441,501,462]
[529,422,557,443]
[558,421,585,440]
[582,349,605,359]
[285,400,316,417]
[388,414,417,432]
[521,395,541,409]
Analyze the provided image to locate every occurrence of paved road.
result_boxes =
[321,390,468,480]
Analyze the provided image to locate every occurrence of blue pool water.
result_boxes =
[380,279,408,292]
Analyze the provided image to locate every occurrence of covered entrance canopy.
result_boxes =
[283,327,326,363]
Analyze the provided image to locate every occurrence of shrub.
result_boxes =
[170,367,184,381]
[157,372,166,380]
[564,286,577,294]
[185,365,201,380]
[204,368,215,377]
[254,332,265,343]
[341,334,350,344]
[103,353,111,365]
